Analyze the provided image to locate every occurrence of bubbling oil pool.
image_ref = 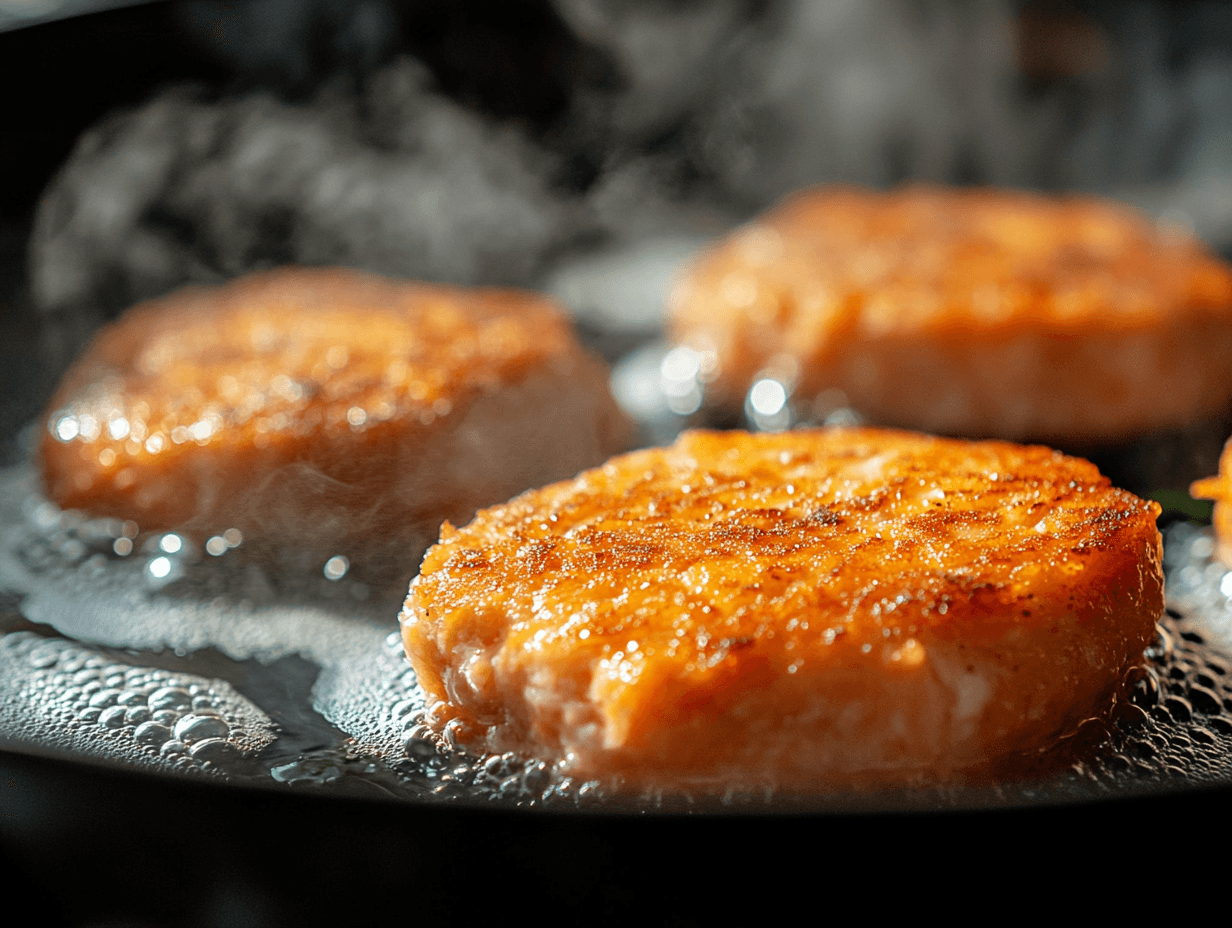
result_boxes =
[5,455,1232,812]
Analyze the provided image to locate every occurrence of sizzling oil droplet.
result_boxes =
[0,630,275,777]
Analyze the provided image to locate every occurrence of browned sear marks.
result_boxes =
[402,427,1163,790]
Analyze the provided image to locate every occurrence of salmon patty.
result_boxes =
[402,427,1163,790]
[669,186,1232,444]
[40,267,631,576]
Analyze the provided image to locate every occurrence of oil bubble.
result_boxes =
[148,687,191,711]
[133,722,171,747]
[147,556,174,584]
[173,714,230,744]
[99,705,128,729]
[124,706,151,726]
[189,738,236,763]
[88,689,120,709]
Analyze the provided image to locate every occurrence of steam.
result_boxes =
[32,57,577,332]
[28,0,1232,343]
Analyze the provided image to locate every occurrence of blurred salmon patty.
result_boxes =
[670,186,1232,444]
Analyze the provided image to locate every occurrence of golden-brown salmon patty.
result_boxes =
[41,267,631,574]
[402,427,1162,789]
[669,186,1232,444]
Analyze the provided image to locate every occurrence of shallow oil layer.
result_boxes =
[3,454,1232,811]
[622,339,1228,497]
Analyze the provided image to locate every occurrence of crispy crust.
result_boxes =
[39,267,631,569]
[669,186,1232,443]
[402,427,1163,789]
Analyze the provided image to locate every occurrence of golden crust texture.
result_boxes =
[669,185,1232,444]
[40,267,631,570]
[402,427,1163,790]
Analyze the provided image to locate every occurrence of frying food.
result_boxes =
[669,186,1232,444]
[402,427,1163,790]
[40,267,631,575]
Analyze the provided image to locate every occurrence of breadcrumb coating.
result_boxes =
[403,427,1162,789]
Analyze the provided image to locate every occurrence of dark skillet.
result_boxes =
[4,4,1232,922]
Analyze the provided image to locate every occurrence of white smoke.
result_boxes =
[29,0,1232,343]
